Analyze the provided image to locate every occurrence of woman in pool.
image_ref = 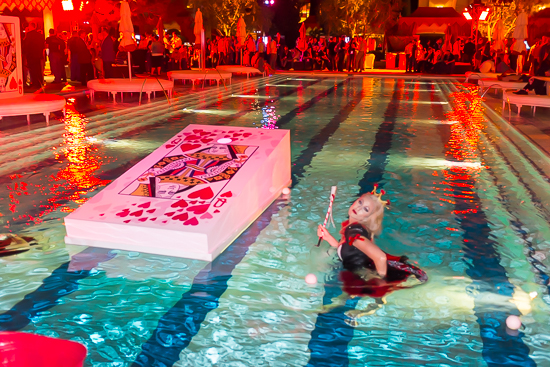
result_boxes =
[317,185,427,290]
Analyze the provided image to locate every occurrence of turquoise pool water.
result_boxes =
[1,76,550,366]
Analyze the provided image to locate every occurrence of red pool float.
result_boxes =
[0,332,87,367]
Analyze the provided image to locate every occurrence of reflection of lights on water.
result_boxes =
[288,78,317,81]
[182,108,234,116]
[257,105,279,130]
[56,104,109,204]
[231,94,272,99]
[265,84,299,87]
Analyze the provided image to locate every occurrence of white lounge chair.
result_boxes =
[502,90,550,116]
[478,79,525,94]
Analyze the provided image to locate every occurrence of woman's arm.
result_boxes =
[352,237,387,277]
[317,225,339,248]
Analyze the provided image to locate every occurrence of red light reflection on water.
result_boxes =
[4,101,109,227]
[442,84,485,225]
[55,101,110,210]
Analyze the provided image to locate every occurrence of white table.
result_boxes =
[87,78,174,103]
[0,94,66,125]
[167,70,232,88]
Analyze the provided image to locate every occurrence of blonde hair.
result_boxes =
[356,193,385,238]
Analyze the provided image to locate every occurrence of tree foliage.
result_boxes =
[317,0,401,37]
[195,0,271,35]
[481,0,545,39]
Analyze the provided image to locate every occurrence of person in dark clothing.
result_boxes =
[72,30,93,85]
[67,31,81,82]
[514,54,550,95]
[336,36,347,72]
[327,37,337,71]
[23,22,45,88]
[433,49,455,74]
[101,27,116,78]
[45,29,66,83]
[463,38,475,65]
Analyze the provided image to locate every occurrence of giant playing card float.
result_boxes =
[64,124,290,261]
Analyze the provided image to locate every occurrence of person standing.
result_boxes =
[45,29,65,83]
[23,22,45,89]
[72,30,93,85]
[268,36,277,69]
[67,31,81,82]
[257,36,265,61]
[328,36,337,71]
[463,38,475,65]
[100,27,116,78]
[149,35,164,76]
[355,36,366,72]
[405,40,414,72]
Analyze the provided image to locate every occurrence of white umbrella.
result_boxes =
[511,11,528,54]
[492,19,505,52]
[119,0,137,79]
[236,17,246,65]
[194,9,205,70]
[194,9,203,45]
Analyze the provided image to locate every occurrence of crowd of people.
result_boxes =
[403,35,550,81]
[21,22,550,97]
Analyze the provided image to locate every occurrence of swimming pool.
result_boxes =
[1,76,550,366]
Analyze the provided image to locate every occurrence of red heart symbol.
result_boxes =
[201,138,213,144]
[221,191,233,198]
[173,213,189,221]
[180,143,201,152]
[188,187,214,200]
[232,133,241,137]
[171,199,188,208]
[130,210,143,217]
[214,210,220,213]
[146,209,156,213]
[193,129,204,134]
[243,133,252,137]
[186,204,210,215]
[190,201,197,205]
[116,209,130,217]
[138,202,151,208]
[200,131,210,136]
[150,218,157,221]
[200,213,213,219]
[165,212,175,217]
[138,217,148,222]
[184,135,200,141]
[124,220,131,223]
[166,144,175,149]
[183,217,199,226]
[9,77,17,90]
[99,213,105,216]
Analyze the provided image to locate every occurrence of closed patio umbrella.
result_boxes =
[194,9,205,69]
[119,0,137,79]
[492,19,505,52]
[157,16,164,40]
[236,17,246,65]
[511,11,528,54]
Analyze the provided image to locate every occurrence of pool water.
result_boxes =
[1,76,550,367]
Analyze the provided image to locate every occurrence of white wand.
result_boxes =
[317,186,337,247]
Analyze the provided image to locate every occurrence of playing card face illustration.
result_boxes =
[0,17,22,98]
[119,144,258,203]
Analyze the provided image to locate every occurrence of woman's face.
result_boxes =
[348,194,376,222]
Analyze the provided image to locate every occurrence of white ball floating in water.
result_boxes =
[506,315,522,330]
[282,187,291,195]
[305,273,317,285]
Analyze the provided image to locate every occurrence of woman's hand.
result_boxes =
[317,225,339,248]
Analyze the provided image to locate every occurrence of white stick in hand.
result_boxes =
[317,186,337,246]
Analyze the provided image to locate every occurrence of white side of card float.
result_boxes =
[64,125,290,262]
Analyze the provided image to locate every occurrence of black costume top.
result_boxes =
[339,221,427,283]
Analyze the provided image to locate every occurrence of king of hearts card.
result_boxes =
[0,16,23,99]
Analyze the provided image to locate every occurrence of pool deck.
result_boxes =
[2,73,550,160]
